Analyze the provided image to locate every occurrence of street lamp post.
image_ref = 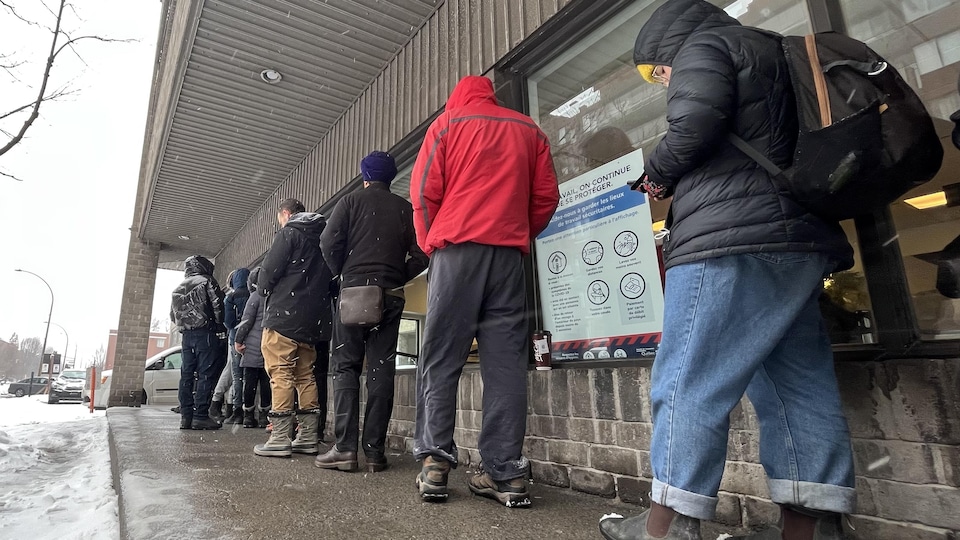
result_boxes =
[14,269,54,382]
[44,321,69,369]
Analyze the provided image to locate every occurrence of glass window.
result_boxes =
[163,352,182,370]
[526,0,878,360]
[840,0,960,340]
[396,313,423,370]
[157,339,165,348]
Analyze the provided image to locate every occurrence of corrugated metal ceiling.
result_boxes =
[142,0,442,256]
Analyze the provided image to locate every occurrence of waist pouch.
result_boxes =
[338,285,383,327]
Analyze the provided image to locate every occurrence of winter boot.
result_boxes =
[365,454,388,473]
[254,412,294,458]
[224,406,244,424]
[223,403,234,419]
[179,414,193,430]
[209,400,224,421]
[314,446,358,471]
[416,455,451,502]
[731,506,844,540]
[599,505,701,540]
[191,416,222,430]
[242,406,258,428]
[468,469,532,508]
[291,409,321,455]
[257,407,270,428]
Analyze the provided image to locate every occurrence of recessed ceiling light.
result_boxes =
[178,235,191,241]
[260,69,282,84]
[904,191,947,210]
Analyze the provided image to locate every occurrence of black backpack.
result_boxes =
[730,32,944,221]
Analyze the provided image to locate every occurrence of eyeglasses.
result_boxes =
[651,65,669,86]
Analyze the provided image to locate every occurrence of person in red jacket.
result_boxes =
[410,75,559,508]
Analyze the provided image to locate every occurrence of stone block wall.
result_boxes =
[368,358,960,538]
[108,236,161,407]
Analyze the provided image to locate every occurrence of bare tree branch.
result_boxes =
[0,0,65,158]
[0,0,44,28]
[53,35,134,61]
[0,169,25,182]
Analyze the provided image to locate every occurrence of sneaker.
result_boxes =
[191,417,222,430]
[599,509,701,540]
[468,470,531,508]
[416,456,451,502]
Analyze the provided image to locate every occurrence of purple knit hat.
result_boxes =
[360,151,397,184]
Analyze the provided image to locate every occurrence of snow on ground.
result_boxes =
[0,393,118,540]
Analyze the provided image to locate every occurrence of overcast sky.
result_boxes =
[0,1,183,366]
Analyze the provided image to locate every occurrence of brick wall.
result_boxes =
[362,359,959,538]
[108,236,161,407]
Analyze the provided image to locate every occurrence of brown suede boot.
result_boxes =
[468,471,531,508]
[416,456,451,502]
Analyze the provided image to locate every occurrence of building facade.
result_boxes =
[115,0,960,536]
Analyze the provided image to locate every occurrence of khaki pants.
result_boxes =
[261,328,318,413]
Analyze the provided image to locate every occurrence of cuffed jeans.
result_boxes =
[651,252,856,520]
[261,327,318,413]
[179,329,225,420]
[413,243,530,481]
[331,293,404,456]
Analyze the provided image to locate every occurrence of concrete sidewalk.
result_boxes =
[107,406,741,540]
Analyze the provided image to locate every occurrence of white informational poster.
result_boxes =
[534,148,665,361]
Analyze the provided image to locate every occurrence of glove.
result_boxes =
[633,174,673,200]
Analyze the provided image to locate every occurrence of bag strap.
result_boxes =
[727,133,784,178]
[805,34,833,127]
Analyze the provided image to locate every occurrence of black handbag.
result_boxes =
[338,285,383,326]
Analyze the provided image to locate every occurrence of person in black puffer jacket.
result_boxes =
[600,2,855,540]
[254,198,334,458]
[170,255,226,431]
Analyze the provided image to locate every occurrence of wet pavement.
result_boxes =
[108,406,740,540]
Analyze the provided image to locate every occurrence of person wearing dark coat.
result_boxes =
[170,255,226,431]
[235,267,270,428]
[219,268,251,424]
[599,2,855,540]
[314,151,429,473]
[254,198,334,458]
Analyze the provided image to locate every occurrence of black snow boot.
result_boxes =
[223,403,234,419]
[179,415,193,430]
[209,400,224,421]
[242,407,258,428]
[224,407,244,424]
[192,416,222,430]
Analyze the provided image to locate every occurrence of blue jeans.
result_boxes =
[651,252,856,520]
[179,330,225,420]
[228,328,242,408]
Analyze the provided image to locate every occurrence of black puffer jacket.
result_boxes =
[259,212,334,344]
[170,256,225,332]
[634,0,852,271]
[320,182,429,290]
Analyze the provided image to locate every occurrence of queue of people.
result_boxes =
[161,1,940,537]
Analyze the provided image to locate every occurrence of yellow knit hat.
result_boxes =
[637,64,657,84]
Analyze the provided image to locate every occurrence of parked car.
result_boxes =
[48,369,87,404]
[86,346,183,409]
[7,377,50,397]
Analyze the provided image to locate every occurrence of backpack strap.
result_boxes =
[805,34,833,127]
[727,133,785,179]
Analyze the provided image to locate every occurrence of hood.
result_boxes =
[633,0,740,68]
[231,268,250,289]
[248,267,261,293]
[184,255,214,278]
[285,212,325,238]
[446,76,498,110]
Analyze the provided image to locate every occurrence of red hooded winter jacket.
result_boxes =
[410,76,560,256]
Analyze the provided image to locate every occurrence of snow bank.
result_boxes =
[0,395,118,539]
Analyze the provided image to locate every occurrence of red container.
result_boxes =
[532,330,553,371]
